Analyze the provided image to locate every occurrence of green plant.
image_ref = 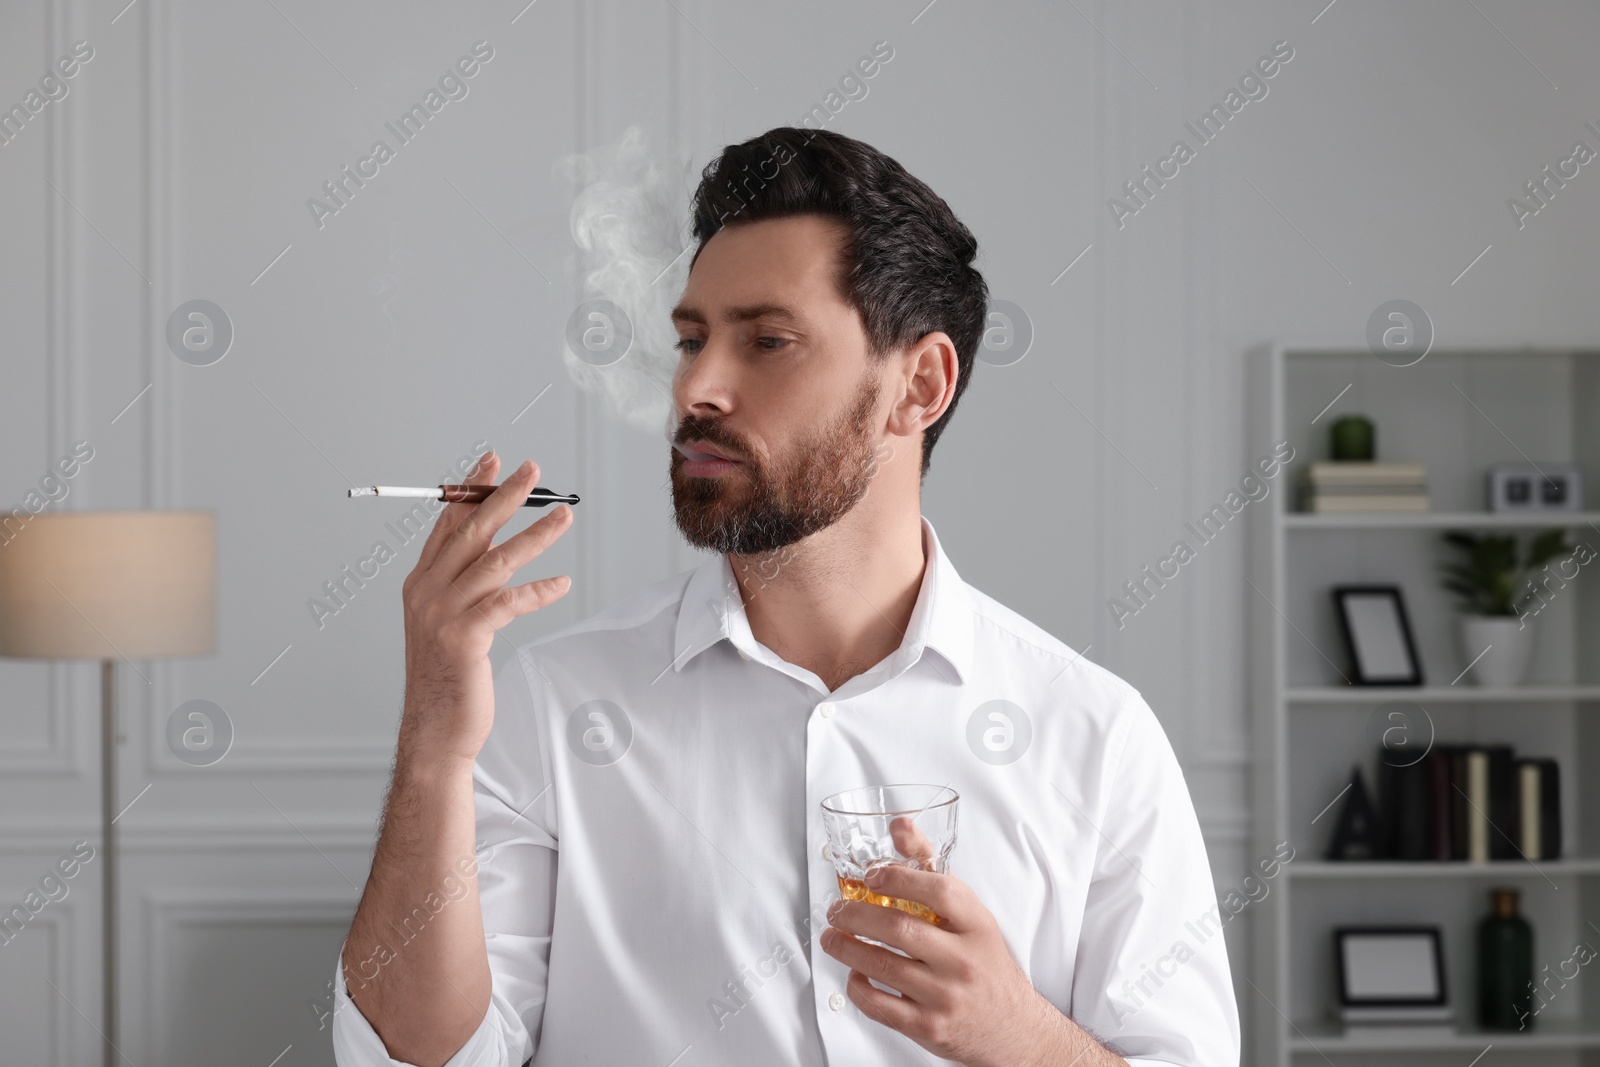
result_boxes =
[1438,529,1574,616]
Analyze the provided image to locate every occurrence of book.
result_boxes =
[1518,761,1541,860]
[1308,462,1428,485]
[1428,748,1456,861]
[1514,757,1562,860]
[1379,756,1432,860]
[1487,746,1516,860]
[1539,758,1562,860]
[1305,494,1431,512]
[1383,745,1563,865]
[1340,1023,1458,1040]
[1465,749,1490,862]
[1451,748,1470,860]
[1310,483,1429,496]
[1339,1005,1454,1023]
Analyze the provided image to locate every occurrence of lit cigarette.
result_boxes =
[347,485,580,507]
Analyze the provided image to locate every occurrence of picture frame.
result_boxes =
[1334,926,1448,1008]
[1332,585,1423,686]
[1487,461,1583,513]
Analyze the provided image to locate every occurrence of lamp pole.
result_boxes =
[102,658,118,1067]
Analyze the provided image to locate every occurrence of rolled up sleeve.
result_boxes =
[333,649,559,1066]
[1069,690,1240,1067]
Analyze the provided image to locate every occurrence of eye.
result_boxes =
[674,338,702,354]
[756,336,788,352]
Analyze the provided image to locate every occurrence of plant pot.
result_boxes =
[1458,615,1535,687]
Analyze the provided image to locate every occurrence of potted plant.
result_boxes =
[1437,529,1573,686]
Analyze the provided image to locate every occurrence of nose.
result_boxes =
[672,334,736,420]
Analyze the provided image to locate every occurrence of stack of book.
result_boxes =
[1338,1005,1454,1038]
[1301,462,1429,512]
[1377,745,1561,861]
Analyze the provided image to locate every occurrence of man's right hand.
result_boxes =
[341,450,571,1065]
[398,451,574,768]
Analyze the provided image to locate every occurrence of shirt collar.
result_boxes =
[672,515,972,687]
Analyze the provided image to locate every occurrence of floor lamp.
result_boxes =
[0,512,216,1067]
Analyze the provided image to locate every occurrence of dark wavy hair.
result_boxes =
[688,127,988,477]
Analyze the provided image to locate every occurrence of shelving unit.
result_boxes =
[1291,860,1600,879]
[1284,512,1600,530]
[1288,1017,1600,1053]
[1246,346,1600,1067]
[1287,686,1600,704]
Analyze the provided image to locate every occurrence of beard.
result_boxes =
[670,367,881,556]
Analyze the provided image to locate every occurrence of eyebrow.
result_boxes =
[669,302,804,327]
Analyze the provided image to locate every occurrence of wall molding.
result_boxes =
[0,900,77,1067]
[142,892,355,1067]
[141,737,394,776]
[0,0,83,779]
[0,666,80,774]
[0,824,376,852]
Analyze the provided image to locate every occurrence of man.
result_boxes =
[332,127,1238,1066]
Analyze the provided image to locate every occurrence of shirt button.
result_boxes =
[828,992,846,1011]
[820,841,832,861]
[818,703,835,719]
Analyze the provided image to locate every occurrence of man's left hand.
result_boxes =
[819,855,1084,1067]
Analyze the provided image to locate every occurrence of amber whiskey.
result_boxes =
[837,875,942,925]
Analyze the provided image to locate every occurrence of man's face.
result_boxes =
[669,214,885,556]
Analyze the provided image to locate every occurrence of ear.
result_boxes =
[885,330,958,440]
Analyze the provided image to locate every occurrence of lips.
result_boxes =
[675,439,741,464]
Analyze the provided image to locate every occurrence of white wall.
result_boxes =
[2,0,1597,1063]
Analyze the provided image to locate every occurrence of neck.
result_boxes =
[730,489,926,693]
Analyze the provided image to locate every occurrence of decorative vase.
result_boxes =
[1459,615,1535,687]
[1478,887,1534,1030]
[1330,415,1375,461]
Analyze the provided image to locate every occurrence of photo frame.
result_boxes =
[1487,461,1583,513]
[1334,926,1447,1008]
[1332,585,1423,686]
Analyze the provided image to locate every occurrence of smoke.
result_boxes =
[558,126,698,437]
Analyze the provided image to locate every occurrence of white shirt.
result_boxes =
[332,515,1238,1067]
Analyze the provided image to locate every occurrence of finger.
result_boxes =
[820,927,936,1002]
[432,459,540,581]
[827,898,952,968]
[451,503,574,605]
[845,968,922,1034]
[860,865,970,933]
[417,451,499,572]
[889,816,937,867]
[471,573,573,631]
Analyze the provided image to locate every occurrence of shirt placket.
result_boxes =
[806,691,856,1062]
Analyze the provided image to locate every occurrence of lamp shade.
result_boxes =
[0,511,216,659]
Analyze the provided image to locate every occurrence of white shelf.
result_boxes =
[1284,510,1600,530]
[1286,685,1600,703]
[1249,345,1600,1067]
[1291,859,1600,878]
[1288,1017,1600,1051]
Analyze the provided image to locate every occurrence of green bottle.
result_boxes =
[1478,887,1533,1030]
